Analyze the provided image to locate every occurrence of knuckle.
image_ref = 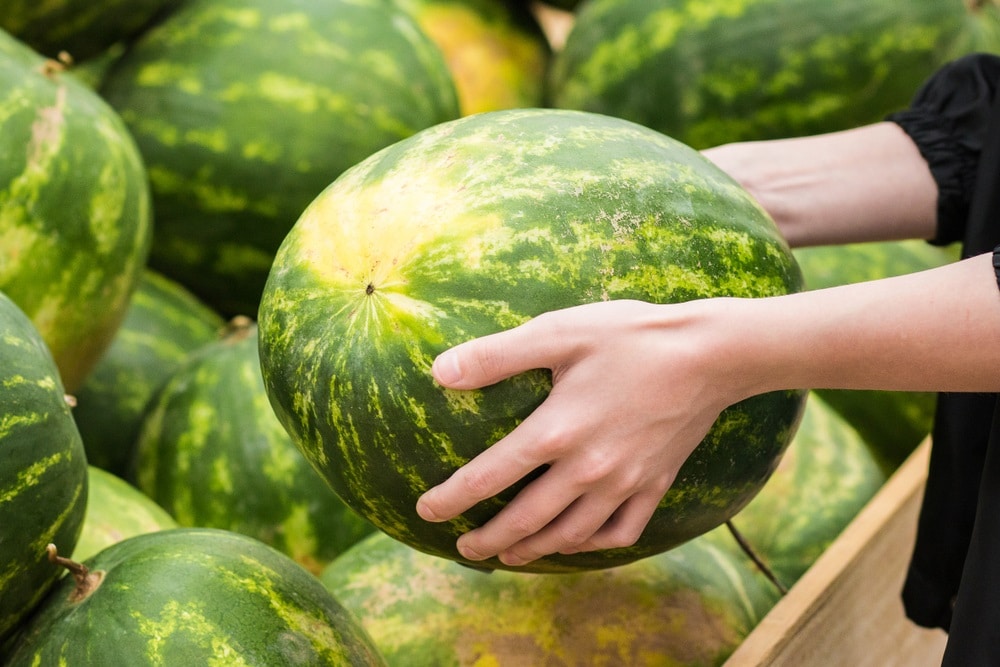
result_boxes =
[458,465,500,500]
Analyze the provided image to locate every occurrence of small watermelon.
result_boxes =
[0,290,88,644]
[258,108,806,573]
[99,0,460,318]
[133,317,375,574]
[72,466,178,563]
[548,0,1000,148]
[320,525,780,666]
[3,528,387,666]
[71,269,225,477]
[0,29,152,393]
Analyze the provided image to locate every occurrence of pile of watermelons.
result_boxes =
[1,0,994,664]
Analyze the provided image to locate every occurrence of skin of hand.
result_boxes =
[416,121,1000,567]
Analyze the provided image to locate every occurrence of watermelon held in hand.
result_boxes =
[3,528,387,666]
[258,108,806,573]
[0,290,88,644]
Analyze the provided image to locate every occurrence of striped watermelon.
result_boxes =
[392,0,551,116]
[72,466,178,563]
[0,1,180,62]
[0,290,88,644]
[728,394,887,588]
[794,240,957,473]
[258,108,806,573]
[71,269,224,477]
[133,318,375,574]
[547,0,1000,149]
[99,0,460,318]
[0,29,153,392]
[3,528,387,666]
[320,525,779,666]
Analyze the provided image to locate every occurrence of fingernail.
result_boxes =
[416,498,439,522]
[433,350,462,385]
[499,551,526,566]
[458,544,486,561]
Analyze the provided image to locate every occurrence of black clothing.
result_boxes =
[887,53,1000,664]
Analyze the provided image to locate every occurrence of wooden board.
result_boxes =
[725,439,948,666]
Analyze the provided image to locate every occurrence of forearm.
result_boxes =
[702,122,939,247]
[711,252,1000,399]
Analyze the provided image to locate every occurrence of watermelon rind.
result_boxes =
[259,107,806,573]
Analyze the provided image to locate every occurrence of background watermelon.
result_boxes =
[4,528,388,666]
[320,525,780,666]
[0,290,88,644]
[99,0,461,318]
[259,107,806,573]
[72,466,178,563]
[728,394,887,588]
[547,0,1000,148]
[0,0,182,62]
[133,318,375,574]
[0,29,153,393]
[393,0,552,116]
[71,269,224,477]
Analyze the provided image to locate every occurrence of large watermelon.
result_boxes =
[320,525,780,666]
[258,108,806,573]
[99,0,460,318]
[794,239,958,473]
[547,0,1000,149]
[71,269,225,477]
[0,1,181,62]
[133,317,375,574]
[392,0,551,116]
[0,30,153,392]
[0,290,88,644]
[3,528,387,666]
[71,466,178,563]
[728,393,887,588]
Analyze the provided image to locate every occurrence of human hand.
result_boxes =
[415,299,742,567]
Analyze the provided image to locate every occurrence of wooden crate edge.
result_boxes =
[724,439,948,666]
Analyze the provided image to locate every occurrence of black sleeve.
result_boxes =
[886,53,1000,246]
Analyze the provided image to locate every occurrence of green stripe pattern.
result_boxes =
[259,108,806,573]
[549,0,1000,149]
[729,394,887,588]
[0,0,178,61]
[99,0,461,318]
[72,269,225,477]
[0,291,88,643]
[133,321,375,575]
[320,525,779,666]
[0,29,153,392]
[4,528,387,666]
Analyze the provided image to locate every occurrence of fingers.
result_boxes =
[432,311,572,390]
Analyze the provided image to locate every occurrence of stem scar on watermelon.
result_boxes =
[258,108,806,574]
[45,544,104,604]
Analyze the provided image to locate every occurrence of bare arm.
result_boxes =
[702,122,939,247]
[417,252,1000,567]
